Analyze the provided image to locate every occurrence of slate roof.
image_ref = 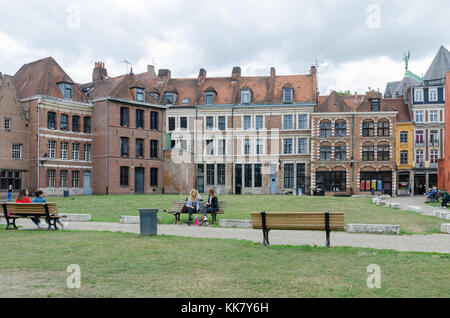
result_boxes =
[424,46,450,81]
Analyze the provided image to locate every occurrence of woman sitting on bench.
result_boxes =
[201,188,218,226]
[15,189,41,228]
[186,189,201,226]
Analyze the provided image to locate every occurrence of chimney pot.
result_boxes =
[158,69,172,82]
[92,61,108,82]
[270,67,276,77]
[232,67,241,79]
[198,68,207,80]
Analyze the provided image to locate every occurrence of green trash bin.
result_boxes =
[139,209,159,236]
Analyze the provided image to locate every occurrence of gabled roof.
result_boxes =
[13,57,85,102]
[384,71,422,98]
[424,46,450,81]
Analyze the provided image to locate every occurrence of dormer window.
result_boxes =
[182,98,190,105]
[134,87,145,103]
[205,91,216,105]
[370,99,380,112]
[164,92,177,106]
[283,88,293,103]
[150,92,160,102]
[58,82,73,100]
[241,89,251,104]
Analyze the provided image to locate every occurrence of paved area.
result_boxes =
[2,219,449,254]
[384,195,444,216]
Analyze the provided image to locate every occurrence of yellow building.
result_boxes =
[396,121,414,195]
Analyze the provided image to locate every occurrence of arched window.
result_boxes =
[378,120,390,137]
[335,120,347,137]
[320,121,332,138]
[377,144,390,161]
[320,143,332,161]
[335,143,347,161]
[362,144,374,161]
[362,120,374,137]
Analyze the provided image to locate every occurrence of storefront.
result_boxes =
[397,172,411,196]
[360,170,392,196]
[316,171,347,193]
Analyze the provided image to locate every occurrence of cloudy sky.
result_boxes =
[0,0,449,94]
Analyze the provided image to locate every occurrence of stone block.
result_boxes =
[120,215,162,224]
[65,214,92,222]
[433,211,450,219]
[219,219,253,229]
[346,224,401,234]
[388,203,401,209]
[441,224,450,234]
[406,206,422,213]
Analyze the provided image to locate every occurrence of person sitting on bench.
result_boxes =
[441,191,450,208]
[201,188,219,226]
[185,189,201,226]
[15,189,41,228]
[33,189,68,229]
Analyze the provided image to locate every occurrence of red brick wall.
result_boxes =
[442,72,450,191]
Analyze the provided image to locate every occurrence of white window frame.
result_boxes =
[283,115,294,131]
[283,138,293,155]
[205,140,214,156]
[415,89,424,102]
[72,171,80,188]
[429,88,438,102]
[297,114,309,130]
[429,110,439,123]
[12,144,22,160]
[47,170,56,188]
[84,144,91,161]
[241,90,251,104]
[60,142,69,160]
[48,140,56,159]
[244,139,251,155]
[283,88,293,103]
[218,139,226,156]
[60,170,68,188]
[415,111,424,123]
[243,115,252,131]
[72,143,80,161]
[255,115,264,131]
[205,116,215,131]
[4,118,11,131]
[297,138,308,155]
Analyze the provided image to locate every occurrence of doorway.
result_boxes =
[270,164,278,195]
[83,171,92,196]
[235,164,242,195]
[135,168,145,194]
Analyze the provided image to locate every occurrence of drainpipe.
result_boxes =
[351,113,355,195]
[37,99,41,190]
[231,106,235,194]
[161,107,165,194]
[106,97,109,195]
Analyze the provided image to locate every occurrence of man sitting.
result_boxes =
[441,191,450,209]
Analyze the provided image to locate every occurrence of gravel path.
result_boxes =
[3,219,449,254]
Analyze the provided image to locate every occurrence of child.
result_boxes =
[33,190,68,229]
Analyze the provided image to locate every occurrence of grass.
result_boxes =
[47,194,446,235]
[0,229,448,298]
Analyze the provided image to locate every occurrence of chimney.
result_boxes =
[158,69,171,82]
[92,62,108,82]
[310,65,317,75]
[232,67,241,80]
[198,68,207,81]
[0,72,2,86]
[147,65,156,76]
[270,67,276,77]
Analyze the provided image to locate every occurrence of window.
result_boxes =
[120,167,129,186]
[400,151,409,165]
[298,138,308,154]
[58,83,73,100]
[415,89,424,102]
[47,170,56,188]
[205,92,215,105]
[297,164,306,191]
[72,143,80,160]
[430,150,439,165]
[164,93,176,106]
[12,144,22,160]
[150,168,158,187]
[84,117,91,134]
[415,111,424,123]
[180,117,188,130]
[218,116,226,131]
[150,140,158,159]
[362,145,375,161]
[283,88,293,103]
[120,108,129,127]
[335,121,347,137]
[316,171,346,192]
[254,164,262,188]
[84,144,91,161]
[60,142,68,160]
[48,141,56,159]
[150,112,159,130]
[335,144,346,161]
[298,114,308,130]
[120,137,129,157]
[430,130,439,147]
[429,88,438,102]
[378,120,390,137]
[416,131,424,146]
[360,171,392,193]
[206,140,214,156]
[244,139,251,155]
[243,116,252,130]
[377,145,390,161]
[72,116,80,132]
[283,115,293,130]
[207,164,215,185]
[182,98,190,105]
[256,139,264,155]
[217,164,226,186]
[283,139,293,155]
[168,117,176,131]
[320,121,332,138]
[4,118,11,131]
[135,88,145,103]
[47,112,56,130]
[60,170,68,188]
[206,117,214,130]
[245,164,252,187]
[136,109,145,129]
[370,99,380,112]
[218,139,226,156]
[284,164,294,189]
[150,92,159,102]
[241,89,251,104]
[429,110,439,123]
[60,114,69,131]
[416,150,424,167]
[256,116,264,130]
[136,139,144,158]
[400,131,408,143]
[320,145,332,161]
[362,120,374,137]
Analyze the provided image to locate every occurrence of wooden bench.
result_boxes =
[167,201,226,225]
[251,211,345,248]
[2,203,66,231]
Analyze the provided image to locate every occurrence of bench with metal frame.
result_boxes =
[251,211,345,248]
[2,203,66,231]
[166,201,226,225]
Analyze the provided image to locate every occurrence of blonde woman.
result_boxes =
[201,188,218,226]
[185,189,201,226]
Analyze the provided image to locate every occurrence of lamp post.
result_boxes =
[38,153,49,189]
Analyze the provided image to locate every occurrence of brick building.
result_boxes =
[439,71,450,191]
[311,91,407,196]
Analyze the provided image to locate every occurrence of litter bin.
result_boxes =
[64,190,70,198]
[139,209,159,236]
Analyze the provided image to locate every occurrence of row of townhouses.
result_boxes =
[0,46,449,197]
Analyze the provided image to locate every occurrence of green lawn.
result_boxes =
[0,230,448,298]
[48,195,446,235]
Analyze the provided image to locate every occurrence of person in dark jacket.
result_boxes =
[441,191,450,208]
[201,189,218,226]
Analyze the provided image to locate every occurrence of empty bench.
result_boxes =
[251,211,345,248]
[167,201,226,225]
[2,203,66,231]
